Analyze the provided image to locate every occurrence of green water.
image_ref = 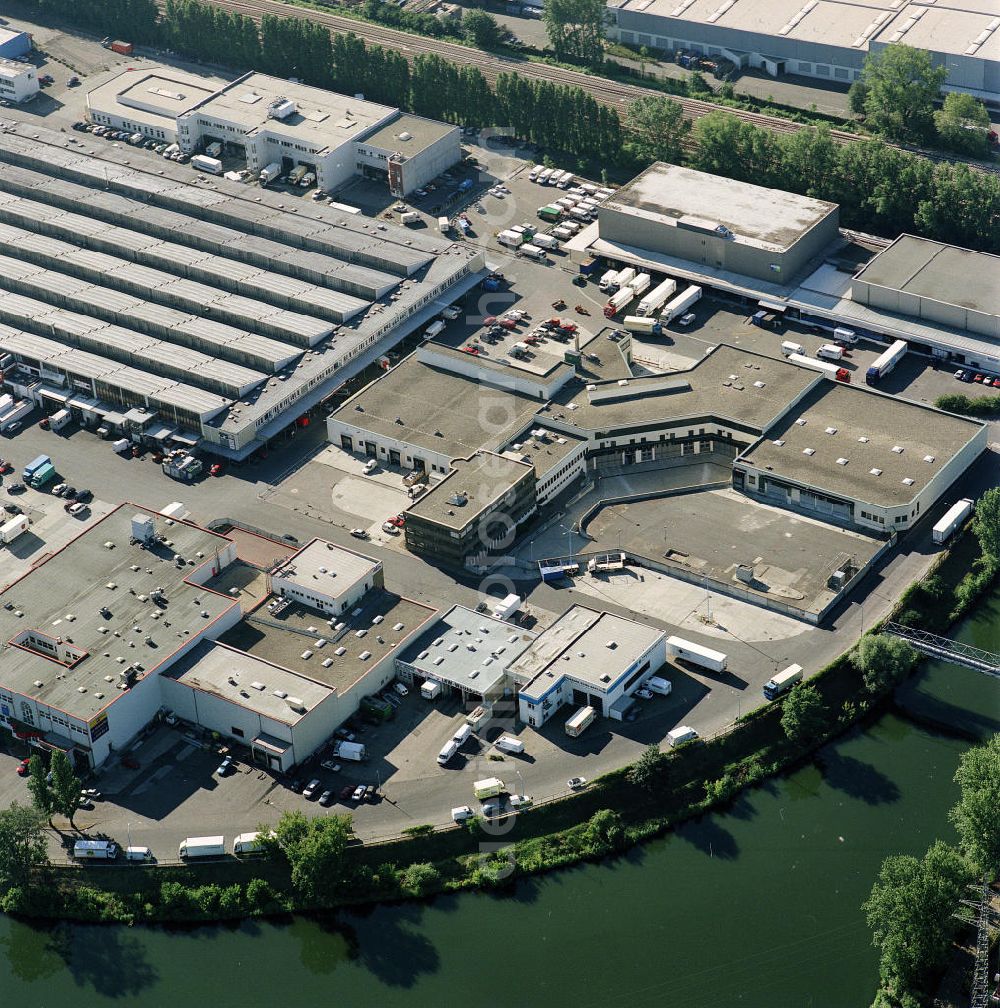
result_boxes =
[1,610,997,1007]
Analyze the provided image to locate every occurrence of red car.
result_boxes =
[209,463,223,476]
[463,345,480,355]
[0,461,11,474]
[558,321,578,334]
[16,758,31,777]
[498,318,518,330]
[389,514,406,528]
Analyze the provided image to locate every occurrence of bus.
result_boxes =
[565,705,596,737]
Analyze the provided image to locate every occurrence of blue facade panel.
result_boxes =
[0,31,32,60]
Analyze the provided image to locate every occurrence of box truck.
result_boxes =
[473,777,506,800]
[438,216,451,234]
[532,233,559,249]
[179,836,225,859]
[763,664,804,700]
[932,499,973,544]
[816,344,844,361]
[421,679,443,700]
[48,408,71,432]
[781,341,805,357]
[0,514,29,544]
[29,462,56,488]
[73,839,119,860]
[645,675,672,696]
[599,269,620,292]
[333,741,367,761]
[259,162,281,185]
[519,243,546,261]
[661,285,703,325]
[565,705,596,737]
[205,141,223,158]
[666,635,728,672]
[866,339,907,384]
[110,40,133,55]
[623,315,661,336]
[537,205,562,223]
[498,229,524,249]
[233,832,269,855]
[615,267,636,289]
[637,278,676,316]
[22,454,51,482]
[191,155,223,175]
[667,726,698,747]
[492,593,521,620]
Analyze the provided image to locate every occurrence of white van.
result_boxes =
[437,739,459,765]
[124,846,152,861]
[781,341,805,357]
[451,723,473,747]
[667,726,699,747]
[424,319,445,338]
[645,676,672,696]
[495,736,525,755]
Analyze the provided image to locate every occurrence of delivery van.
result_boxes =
[125,846,152,861]
[473,777,505,800]
[666,726,698,747]
[781,341,805,357]
[451,723,473,747]
[437,739,459,765]
[495,736,525,755]
[645,676,672,696]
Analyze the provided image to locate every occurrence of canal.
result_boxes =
[1,603,997,1007]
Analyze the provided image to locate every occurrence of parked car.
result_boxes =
[363,784,377,803]
[68,76,81,87]
[3,503,21,514]
[215,756,233,776]
[441,306,461,320]
[567,776,587,790]
[382,521,399,535]
[393,682,409,697]
[635,688,654,700]
[7,483,25,493]
[52,483,68,497]
[351,784,366,802]
[68,503,88,517]
[339,785,355,801]
[481,802,502,818]
[209,463,223,477]
[363,459,378,475]
[509,794,534,809]
[318,790,334,807]
[350,528,369,539]
[74,489,92,503]
[16,758,31,777]
[320,760,341,772]
[303,779,322,799]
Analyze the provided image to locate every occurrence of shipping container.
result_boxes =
[110,40,133,55]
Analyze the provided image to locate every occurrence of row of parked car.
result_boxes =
[954,369,1000,386]
[72,121,191,162]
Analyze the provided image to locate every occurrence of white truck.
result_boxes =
[645,675,673,696]
[519,244,546,261]
[599,269,620,292]
[438,216,451,234]
[73,839,119,860]
[48,408,71,432]
[113,438,131,455]
[615,267,636,289]
[498,229,525,249]
[932,499,974,544]
[259,162,281,186]
[205,141,223,158]
[623,315,661,336]
[781,341,806,357]
[661,284,703,325]
[786,353,850,382]
[492,593,521,621]
[763,664,804,700]
[333,740,367,761]
[288,165,308,185]
[495,736,525,755]
[816,344,844,361]
[666,635,728,673]
[421,679,443,700]
[0,514,29,544]
[637,278,677,317]
[190,155,223,175]
[178,836,226,859]
[473,777,506,799]
[532,233,559,249]
[233,831,269,855]
[400,211,420,226]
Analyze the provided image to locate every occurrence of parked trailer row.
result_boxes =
[865,339,908,384]
[604,287,634,318]
[628,272,651,298]
[660,284,702,325]
[932,498,974,544]
[666,635,728,673]
[623,315,661,335]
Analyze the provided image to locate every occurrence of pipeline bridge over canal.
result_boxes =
[883,622,1000,679]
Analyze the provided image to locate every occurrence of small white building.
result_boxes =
[266,539,383,617]
[510,605,667,727]
[0,57,38,104]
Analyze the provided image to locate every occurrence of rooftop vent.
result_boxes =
[772,439,785,447]
[802,448,815,456]
[923,455,935,463]
[335,646,347,656]
[358,650,372,661]
[869,468,882,477]
[836,458,848,466]
[825,427,837,435]
[795,418,807,426]
[891,446,904,454]
[902,477,915,486]
[858,436,870,444]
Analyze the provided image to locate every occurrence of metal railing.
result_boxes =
[883,622,1000,678]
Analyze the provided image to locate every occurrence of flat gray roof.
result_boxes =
[500,424,588,476]
[873,4,1000,62]
[0,505,238,721]
[330,353,545,460]
[511,605,665,701]
[186,72,396,153]
[271,539,381,597]
[396,605,538,695]
[361,114,456,154]
[853,235,1000,319]
[166,641,333,725]
[408,452,535,530]
[738,382,984,508]
[548,344,820,437]
[219,589,435,694]
[86,67,222,133]
[604,163,837,255]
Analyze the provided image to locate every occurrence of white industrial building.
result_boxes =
[87,67,462,197]
[0,56,39,104]
[267,539,383,617]
[510,606,667,727]
[608,0,1000,101]
[0,123,482,460]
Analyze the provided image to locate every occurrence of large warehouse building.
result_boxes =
[608,0,1000,101]
[87,67,462,197]
[0,124,482,459]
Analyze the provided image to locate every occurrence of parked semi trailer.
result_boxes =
[660,284,702,324]
[866,339,908,384]
[666,635,728,673]
[932,499,974,544]
[636,278,677,317]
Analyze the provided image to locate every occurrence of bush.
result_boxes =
[399,861,441,896]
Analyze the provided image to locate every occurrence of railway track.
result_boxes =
[184,0,1000,174]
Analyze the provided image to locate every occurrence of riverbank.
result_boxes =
[1,518,994,928]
